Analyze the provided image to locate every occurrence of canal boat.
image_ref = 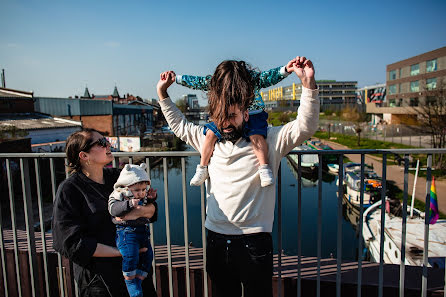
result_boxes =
[363,199,446,267]
[337,163,382,209]
[288,145,319,173]
[305,140,337,163]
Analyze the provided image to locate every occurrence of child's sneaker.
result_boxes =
[190,165,209,186]
[259,165,274,187]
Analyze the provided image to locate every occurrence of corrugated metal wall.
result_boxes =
[34,97,112,116]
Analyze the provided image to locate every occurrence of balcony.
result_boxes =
[0,149,445,297]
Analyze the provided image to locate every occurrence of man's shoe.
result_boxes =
[190,165,209,186]
[259,167,274,187]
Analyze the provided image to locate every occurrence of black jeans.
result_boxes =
[206,230,273,297]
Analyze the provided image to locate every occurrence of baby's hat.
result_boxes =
[114,163,150,189]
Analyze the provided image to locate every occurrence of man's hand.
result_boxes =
[157,71,176,100]
[292,56,316,89]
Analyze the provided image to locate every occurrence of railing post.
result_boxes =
[378,154,387,297]
[277,162,282,297]
[336,154,343,297]
[399,155,409,297]
[316,154,323,297]
[421,155,432,297]
[181,157,191,297]
[163,158,174,297]
[20,158,39,297]
[357,154,364,297]
[34,158,51,297]
[297,154,302,297]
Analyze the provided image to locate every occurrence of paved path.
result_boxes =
[324,140,445,214]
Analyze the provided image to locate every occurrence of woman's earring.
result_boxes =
[87,159,91,166]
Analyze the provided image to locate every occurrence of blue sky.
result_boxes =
[1,0,445,104]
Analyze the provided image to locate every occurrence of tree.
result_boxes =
[0,126,29,141]
[408,79,446,169]
[175,97,188,113]
[341,105,368,146]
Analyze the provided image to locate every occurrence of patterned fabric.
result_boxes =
[178,66,286,112]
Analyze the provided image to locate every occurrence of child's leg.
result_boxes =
[245,111,274,187]
[190,128,218,186]
[200,129,217,166]
[250,134,268,165]
[117,227,143,297]
[250,134,274,187]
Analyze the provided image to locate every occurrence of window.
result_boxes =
[389,70,396,80]
[410,98,419,107]
[399,68,403,79]
[388,84,396,95]
[410,81,419,92]
[426,59,437,72]
[397,99,403,107]
[389,99,396,107]
[426,96,436,106]
[410,64,419,76]
[426,78,437,90]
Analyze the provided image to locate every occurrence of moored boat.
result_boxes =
[363,199,446,267]
[288,145,319,173]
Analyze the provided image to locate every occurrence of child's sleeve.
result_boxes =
[252,66,290,90]
[176,74,212,91]
[108,190,133,217]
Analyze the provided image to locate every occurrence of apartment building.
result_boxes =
[262,81,357,112]
[367,46,446,124]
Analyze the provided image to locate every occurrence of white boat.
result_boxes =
[289,145,319,173]
[363,200,446,267]
[344,170,382,209]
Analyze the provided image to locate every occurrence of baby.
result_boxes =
[108,163,157,297]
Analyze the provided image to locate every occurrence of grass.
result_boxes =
[314,131,446,179]
[387,181,446,219]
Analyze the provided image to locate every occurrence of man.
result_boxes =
[156,56,318,297]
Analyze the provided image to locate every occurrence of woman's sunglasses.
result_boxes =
[88,137,110,149]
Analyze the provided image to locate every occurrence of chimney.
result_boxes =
[1,69,5,88]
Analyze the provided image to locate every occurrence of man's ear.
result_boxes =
[243,110,249,122]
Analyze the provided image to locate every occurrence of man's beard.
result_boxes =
[221,121,245,143]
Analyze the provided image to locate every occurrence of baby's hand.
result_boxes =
[146,188,157,201]
[130,198,140,208]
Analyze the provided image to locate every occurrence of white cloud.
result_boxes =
[7,43,19,48]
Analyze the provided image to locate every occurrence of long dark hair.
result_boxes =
[208,60,254,129]
[65,128,101,174]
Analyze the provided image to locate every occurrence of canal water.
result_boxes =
[149,147,360,261]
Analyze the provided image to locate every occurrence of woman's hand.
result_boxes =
[117,203,156,221]
[147,188,157,201]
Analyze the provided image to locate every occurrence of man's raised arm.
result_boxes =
[156,71,204,151]
[272,56,320,157]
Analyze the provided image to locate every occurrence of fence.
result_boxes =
[0,149,445,297]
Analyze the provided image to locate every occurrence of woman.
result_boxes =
[52,128,157,297]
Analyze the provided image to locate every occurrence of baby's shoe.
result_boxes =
[259,165,274,187]
[190,165,209,186]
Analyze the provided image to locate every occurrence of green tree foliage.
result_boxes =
[0,125,29,141]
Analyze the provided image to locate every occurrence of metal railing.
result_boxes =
[0,148,445,297]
